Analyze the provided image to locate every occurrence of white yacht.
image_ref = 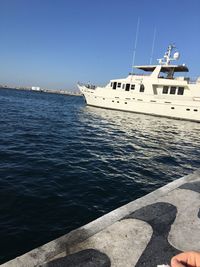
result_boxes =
[78,45,200,122]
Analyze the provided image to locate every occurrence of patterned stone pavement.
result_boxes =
[2,170,200,267]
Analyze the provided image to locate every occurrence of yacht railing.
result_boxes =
[77,82,96,89]
[188,77,200,84]
[129,73,149,76]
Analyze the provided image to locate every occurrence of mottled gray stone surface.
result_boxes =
[126,202,180,266]
[179,181,200,193]
[40,249,111,267]
[2,170,200,267]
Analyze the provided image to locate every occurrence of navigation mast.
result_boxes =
[157,44,180,65]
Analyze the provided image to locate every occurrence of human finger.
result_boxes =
[171,257,186,267]
[171,251,200,267]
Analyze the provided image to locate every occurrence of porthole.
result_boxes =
[112,100,114,102]
[125,102,127,104]
[117,101,119,103]
[171,107,175,110]
[186,108,190,111]
[194,109,198,112]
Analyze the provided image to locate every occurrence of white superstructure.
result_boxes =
[31,86,41,91]
[78,45,200,122]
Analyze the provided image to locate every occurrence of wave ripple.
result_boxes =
[0,88,200,263]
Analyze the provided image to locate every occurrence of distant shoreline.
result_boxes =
[0,86,82,96]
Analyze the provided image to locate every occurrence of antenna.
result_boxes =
[150,27,156,64]
[131,17,140,71]
[157,44,179,65]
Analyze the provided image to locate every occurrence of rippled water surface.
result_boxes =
[1,88,200,263]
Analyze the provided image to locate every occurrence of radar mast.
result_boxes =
[157,44,180,65]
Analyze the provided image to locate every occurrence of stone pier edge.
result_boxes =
[2,170,199,267]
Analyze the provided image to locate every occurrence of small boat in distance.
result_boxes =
[78,45,200,122]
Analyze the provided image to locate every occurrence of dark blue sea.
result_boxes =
[1,88,200,263]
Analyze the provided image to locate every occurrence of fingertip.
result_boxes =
[171,257,177,267]
[171,258,184,267]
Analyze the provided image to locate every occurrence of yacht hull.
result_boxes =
[79,85,200,122]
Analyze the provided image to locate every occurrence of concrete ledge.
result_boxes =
[2,170,200,267]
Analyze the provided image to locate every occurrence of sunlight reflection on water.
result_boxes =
[0,89,200,263]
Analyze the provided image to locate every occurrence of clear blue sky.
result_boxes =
[0,0,200,90]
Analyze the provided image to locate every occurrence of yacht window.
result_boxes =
[162,86,169,94]
[117,83,121,88]
[111,82,113,87]
[177,87,184,95]
[122,84,125,89]
[170,86,176,94]
[140,84,145,92]
[113,82,117,89]
[125,84,130,91]
[131,84,135,90]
